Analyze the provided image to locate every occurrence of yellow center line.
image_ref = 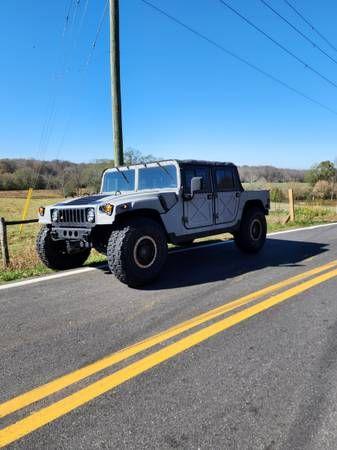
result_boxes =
[1,259,337,421]
[1,266,337,447]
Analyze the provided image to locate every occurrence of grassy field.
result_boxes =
[0,189,336,283]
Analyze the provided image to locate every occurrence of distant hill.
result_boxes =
[0,154,308,194]
[238,165,307,183]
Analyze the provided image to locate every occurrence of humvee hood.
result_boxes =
[55,191,172,207]
[57,194,111,206]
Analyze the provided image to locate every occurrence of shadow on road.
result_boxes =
[141,238,329,291]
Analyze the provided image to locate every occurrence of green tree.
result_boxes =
[308,161,336,185]
[308,160,337,200]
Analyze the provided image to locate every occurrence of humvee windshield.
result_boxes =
[102,169,135,192]
[102,164,177,193]
[138,165,177,190]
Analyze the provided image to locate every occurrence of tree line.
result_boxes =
[0,149,156,196]
[0,151,336,200]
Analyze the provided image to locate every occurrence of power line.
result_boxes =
[78,0,90,32]
[86,0,109,67]
[260,0,337,66]
[139,0,337,117]
[218,0,337,90]
[284,0,337,54]
[32,0,83,187]
[54,0,109,166]
[63,0,76,36]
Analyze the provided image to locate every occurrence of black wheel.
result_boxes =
[36,226,91,270]
[234,207,267,253]
[107,217,168,287]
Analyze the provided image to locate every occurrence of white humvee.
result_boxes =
[37,160,269,286]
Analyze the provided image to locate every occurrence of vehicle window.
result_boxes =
[102,169,135,192]
[214,167,234,191]
[184,169,195,194]
[183,166,211,193]
[138,165,177,190]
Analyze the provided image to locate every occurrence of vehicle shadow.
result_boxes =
[142,238,330,291]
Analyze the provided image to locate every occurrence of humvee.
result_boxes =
[37,160,269,287]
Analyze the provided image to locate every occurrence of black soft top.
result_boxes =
[177,160,236,167]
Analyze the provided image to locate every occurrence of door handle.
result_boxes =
[235,192,240,198]
[207,193,213,199]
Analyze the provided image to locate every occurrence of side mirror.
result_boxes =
[190,177,202,196]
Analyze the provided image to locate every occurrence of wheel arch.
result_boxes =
[242,199,268,216]
[114,208,167,231]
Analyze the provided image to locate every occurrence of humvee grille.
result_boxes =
[58,208,86,225]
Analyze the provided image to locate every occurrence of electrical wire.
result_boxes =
[260,0,337,66]
[78,0,90,33]
[139,0,337,117]
[54,0,109,169]
[85,0,109,67]
[63,0,76,37]
[32,0,83,188]
[284,0,337,54]
[217,0,337,90]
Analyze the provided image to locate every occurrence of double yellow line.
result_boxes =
[1,260,337,447]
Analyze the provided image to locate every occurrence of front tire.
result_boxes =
[36,226,91,270]
[234,207,267,253]
[107,218,168,287]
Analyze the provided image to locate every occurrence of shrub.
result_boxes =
[312,180,332,200]
[270,187,284,203]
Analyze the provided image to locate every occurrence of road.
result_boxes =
[1,223,337,449]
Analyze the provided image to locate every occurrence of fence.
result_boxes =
[0,217,38,269]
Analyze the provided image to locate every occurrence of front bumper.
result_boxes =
[50,227,92,242]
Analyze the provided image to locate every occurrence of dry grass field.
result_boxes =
[0,191,105,282]
[0,188,336,283]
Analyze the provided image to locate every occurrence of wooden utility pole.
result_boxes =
[109,0,124,167]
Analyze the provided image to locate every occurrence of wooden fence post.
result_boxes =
[288,188,295,222]
[0,217,10,268]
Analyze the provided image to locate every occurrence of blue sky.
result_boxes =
[1,0,337,168]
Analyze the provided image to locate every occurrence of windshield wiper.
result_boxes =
[115,166,129,184]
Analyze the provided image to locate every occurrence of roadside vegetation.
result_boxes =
[1,184,336,284]
[1,158,336,283]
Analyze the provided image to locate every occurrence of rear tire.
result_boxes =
[107,218,168,287]
[234,207,267,253]
[36,226,91,270]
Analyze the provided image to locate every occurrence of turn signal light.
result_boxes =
[100,203,114,215]
[38,206,45,216]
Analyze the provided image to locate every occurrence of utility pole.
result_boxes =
[109,0,124,167]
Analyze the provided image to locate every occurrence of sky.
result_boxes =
[1,0,337,169]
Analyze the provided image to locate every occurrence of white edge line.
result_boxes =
[1,222,337,291]
[0,265,107,291]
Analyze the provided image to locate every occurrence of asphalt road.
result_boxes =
[1,224,337,449]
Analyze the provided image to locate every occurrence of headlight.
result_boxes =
[51,209,58,222]
[86,208,95,223]
[100,203,114,215]
[38,206,45,217]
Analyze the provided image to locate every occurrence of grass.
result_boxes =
[0,192,106,283]
[0,188,336,284]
